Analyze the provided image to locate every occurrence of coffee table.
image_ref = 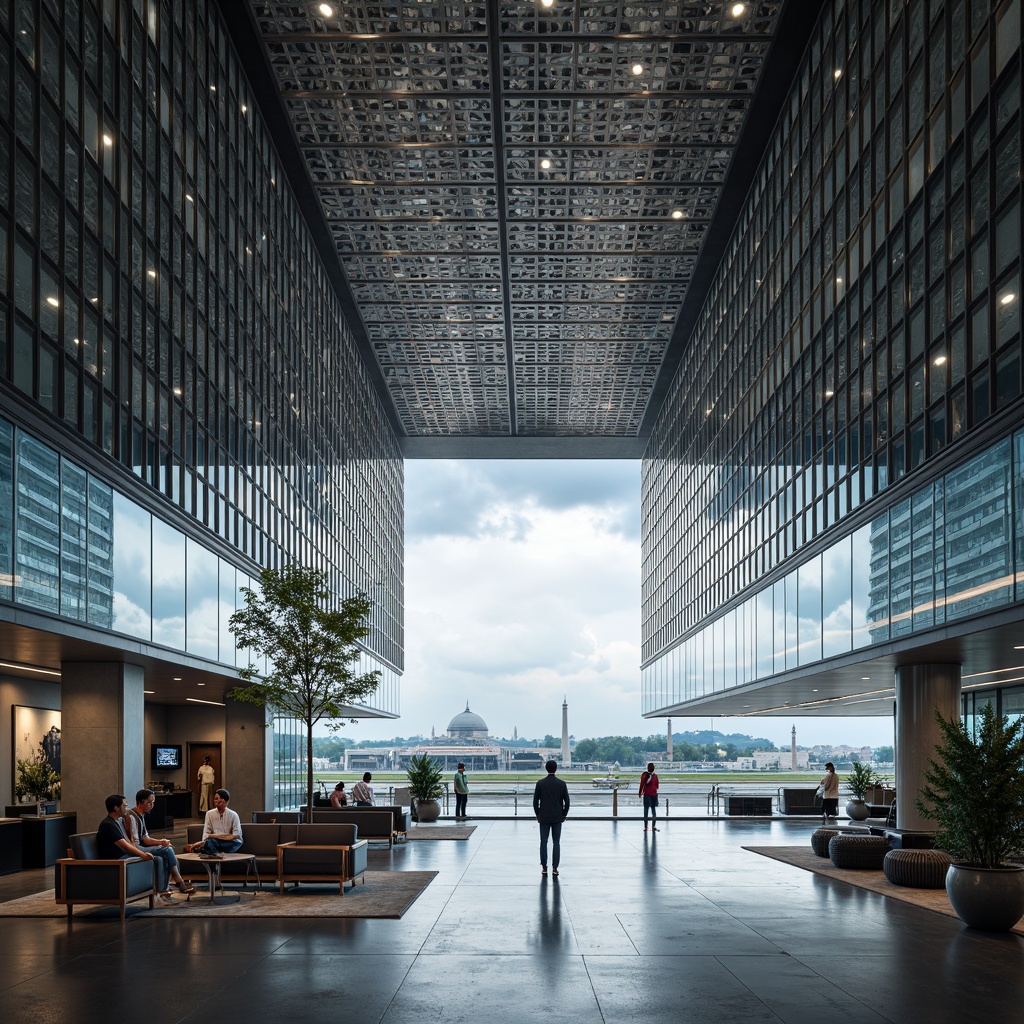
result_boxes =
[177,853,257,905]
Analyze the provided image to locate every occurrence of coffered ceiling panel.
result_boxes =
[244,1,807,448]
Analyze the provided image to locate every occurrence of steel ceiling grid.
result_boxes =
[248,0,792,440]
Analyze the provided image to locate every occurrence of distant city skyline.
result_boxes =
[343,460,897,751]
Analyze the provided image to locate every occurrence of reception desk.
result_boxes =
[19,813,77,868]
[0,818,24,873]
[144,790,194,830]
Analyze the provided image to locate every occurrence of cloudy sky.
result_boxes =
[346,460,895,750]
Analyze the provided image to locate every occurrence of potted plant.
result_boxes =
[406,753,444,824]
[916,704,1024,930]
[15,754,60,815]
[845,761,877,821]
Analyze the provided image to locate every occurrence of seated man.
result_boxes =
[96,793,164,895]
[125,789,195,899]
[186,788,243,856]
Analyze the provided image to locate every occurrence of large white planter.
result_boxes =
[945,863,1024,930]
[845,798,870,821]
[414,798,440,823]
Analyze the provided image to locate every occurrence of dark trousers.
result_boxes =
[539,821,562,868]
[643,794,658,824]
[455,793,467,817]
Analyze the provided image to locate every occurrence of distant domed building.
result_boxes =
[447,702,489,742]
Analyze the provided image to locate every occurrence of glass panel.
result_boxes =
[797,554,823,665]
[889,499,913,636]
[784,571,799,671]
[87,477,114,629]
[14,433,60,613]
[0,418,12,601]
[822,533,853,658]
[151,518,185,649]
[218,557,236,665]
[1017,431,1024,602]
[59,460,88,621]
[111,492,151,639]
[944,439,1013,619]
[185,537,218,659]
[911,486,935,630]
[756,585,774,677]
[864,514,891,644]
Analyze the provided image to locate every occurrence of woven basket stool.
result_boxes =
[811,827,842,857]
[883,848,952,888]
[829,834,890,869]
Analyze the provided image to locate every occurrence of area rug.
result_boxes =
[406,825,476,840]
[0,870,437,920]
[744,846,1024,936]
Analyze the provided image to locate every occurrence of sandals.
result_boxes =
[177,881,196,894]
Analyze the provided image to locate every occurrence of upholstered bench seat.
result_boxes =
[829,834,890,869]
[883,848,952,888]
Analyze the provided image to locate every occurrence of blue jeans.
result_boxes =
[197,837,243,855]
[150,846,180,891]
[455,793,468,817]
[643,795,658,825]
[539,821,562,869]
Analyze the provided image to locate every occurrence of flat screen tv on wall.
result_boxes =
[151,744,183,770]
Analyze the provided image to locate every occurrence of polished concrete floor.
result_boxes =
[2,818,1023,1023]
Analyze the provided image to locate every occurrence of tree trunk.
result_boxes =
[306,719,315,823]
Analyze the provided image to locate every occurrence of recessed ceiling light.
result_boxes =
[861,676,870,680]
[46,296,59,308]
[185,193,194,202]
[148,269,157,278]
[1000,292,1017,305]
[102,134,114,146]
[731,2,745,16]
[933,355,947,365]
[631,63,644,76]
[825,389,834,397]
[834,68,842,79]
[144,690,155,694]
[173,677,182,681]
[539,0,555,7]
[671,209,684,219]
[241,104,247,114]
[318,3,334,15]
[197,682,205,686]
[540,158,552,169]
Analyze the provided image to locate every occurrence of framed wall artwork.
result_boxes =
[12,706,62,793]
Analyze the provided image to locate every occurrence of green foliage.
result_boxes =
[228,564,381,815]
[873,745,895,762]
[916,704,1024,868]
[846,760,877,798]
[15,754,59,802]
[406,754,444,801]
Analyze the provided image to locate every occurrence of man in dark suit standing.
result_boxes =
[533,760,570,876]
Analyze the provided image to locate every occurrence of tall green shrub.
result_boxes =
[916,704,1024,868]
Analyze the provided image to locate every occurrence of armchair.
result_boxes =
[54,832,156,920]
[277,823,368,895]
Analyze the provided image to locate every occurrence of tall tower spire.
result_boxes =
[561,697,571,767]
[667,719,673,760]
[791,724,797,770]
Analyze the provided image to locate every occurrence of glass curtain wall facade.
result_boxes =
[0,0,403,699]
[642,0,1022,712]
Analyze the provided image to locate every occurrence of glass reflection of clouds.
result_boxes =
[112,494,152,640]
[643,427,1024,715]
[152,519,186,649]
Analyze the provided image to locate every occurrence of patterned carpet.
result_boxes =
[745,846,1024,934]
[0,870,437,919]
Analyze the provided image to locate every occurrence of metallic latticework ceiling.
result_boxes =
[250,1,786,439]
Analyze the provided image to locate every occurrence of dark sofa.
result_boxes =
[310,807,409,845]
[54,832,156,920]
[181,822,298,887]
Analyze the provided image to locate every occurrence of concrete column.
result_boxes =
[60,662,145,824]
[224,697,272,820]
[895,663,961,831]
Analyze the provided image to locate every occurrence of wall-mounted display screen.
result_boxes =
[151,744,183,770]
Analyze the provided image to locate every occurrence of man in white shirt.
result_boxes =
[351,772,374,806]
[186,789,243,856]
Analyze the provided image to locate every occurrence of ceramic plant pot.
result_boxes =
[845,798,870,821]
[414,798,440,823]
[945,863,1024,930]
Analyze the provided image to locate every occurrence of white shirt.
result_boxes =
[203,806,242,839]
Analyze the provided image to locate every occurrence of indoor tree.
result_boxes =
[228,564,380,820]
